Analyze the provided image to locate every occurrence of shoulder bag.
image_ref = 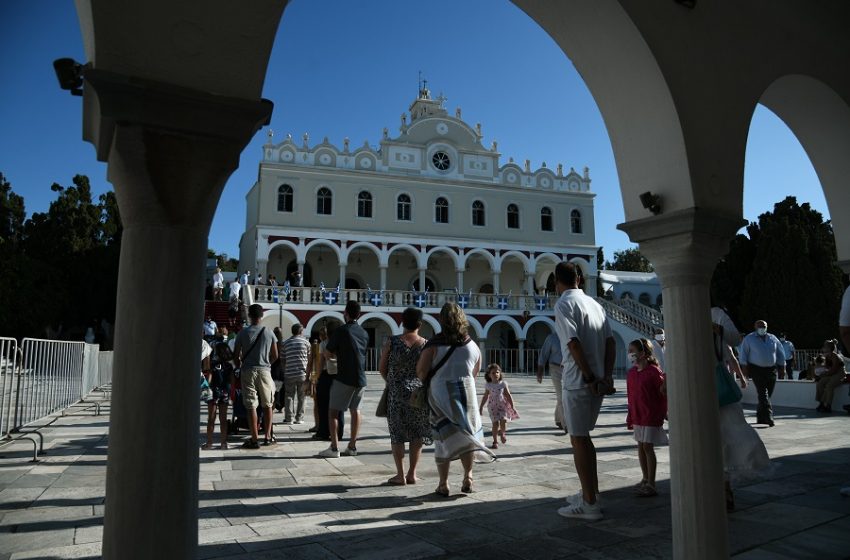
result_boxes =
[714,326,742,407]
[410,337,466,409]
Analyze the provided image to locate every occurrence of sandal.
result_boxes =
[637,484,658,497]
[220,442,228,450]
[490,442,498,449]
[200,443,213,450]
[435,485,450,497]
[461,477,474,494]
[500,434,507,444]
[387,476,406,486]
[241,439,260,449]
[262,436,277,446]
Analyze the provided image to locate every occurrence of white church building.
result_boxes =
[239,85,605,364]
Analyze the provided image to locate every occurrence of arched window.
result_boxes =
[639,292,652,307]
[472,200,485,226]
[541,206,553,231]
[397,194,411,221]
[277,184,293,212]
[435,197,449,223]
[357,191,372,218]
[570,209,582,233]
[507,203,520,229]
[316,187,332,215]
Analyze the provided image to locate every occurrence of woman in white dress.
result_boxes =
[712,307,771,511]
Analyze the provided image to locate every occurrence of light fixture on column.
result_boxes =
[639,191,662,215]
[53,58,85,96]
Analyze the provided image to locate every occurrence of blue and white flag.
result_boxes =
[414,291,428,308]
[458,290,473,309]
[272,287,279,303]
[283,280,291,296]
[534,296,548,311]
[367,285,383,307]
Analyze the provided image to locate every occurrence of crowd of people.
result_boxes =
[197,260,850,521]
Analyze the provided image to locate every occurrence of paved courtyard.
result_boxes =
[0,377,848,559]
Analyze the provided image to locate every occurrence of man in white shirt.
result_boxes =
[212,268,225,301]
[778,333,795,378]
[229,280,241,303]
[553,262,615,521]
[536,332,566,432]
[739,320,785,427]
[203,316,217,339]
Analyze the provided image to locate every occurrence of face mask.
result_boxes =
[654,334,665,342]
[756,327,767,336]
[628,352,637,364]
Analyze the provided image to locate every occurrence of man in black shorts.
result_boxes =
[319,300,368,458]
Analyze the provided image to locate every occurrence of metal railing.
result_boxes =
[253,286,558,312]
[0,338,114,461]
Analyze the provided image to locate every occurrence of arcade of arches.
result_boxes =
[73,2,850,559]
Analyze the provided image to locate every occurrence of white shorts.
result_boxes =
[562,387,603,437]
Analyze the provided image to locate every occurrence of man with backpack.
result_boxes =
[233,304,278,448]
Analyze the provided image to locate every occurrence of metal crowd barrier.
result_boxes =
[0,338,114,462]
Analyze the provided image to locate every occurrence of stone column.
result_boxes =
[492,271,501,294]
[585,273,598,296]
[524,272,534,295]
[81,69,273,560]
[379,266,388,292]
[456,269,464,292]
[619,207,744,560]
[339,263,347,291]
[419,268,427,292]
[517,339,525,373]
[257,259,268,283]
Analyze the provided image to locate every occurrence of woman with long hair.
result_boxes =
[417,302,494,497]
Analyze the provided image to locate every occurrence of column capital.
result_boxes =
[83,69,273,162]
[618,207,745,288]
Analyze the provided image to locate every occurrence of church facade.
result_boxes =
[239,86,599,362]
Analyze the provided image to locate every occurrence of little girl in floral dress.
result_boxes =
[479,363,519,449]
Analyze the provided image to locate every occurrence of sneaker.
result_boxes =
[318,446,340,458]
[341,447,358,457]
[294,419,304,424]
[557,499,603,521]
[565,492,602,511]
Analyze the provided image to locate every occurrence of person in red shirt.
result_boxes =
[625,338,667,497]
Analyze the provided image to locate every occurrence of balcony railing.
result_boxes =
[251,286,559,312]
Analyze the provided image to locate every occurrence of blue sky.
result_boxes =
[0,0,830,263]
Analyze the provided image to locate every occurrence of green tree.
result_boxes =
[0,172,25,249]
[712,196,844,347]
[606,247,654,273]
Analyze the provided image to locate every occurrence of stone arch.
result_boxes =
[426,246,460,269]
[305,239,343,263]
[464,316,484,341]
[259,308,300,334]
[266,238,301,261]
[358,312,402,335]
[759,74,850,265]
[305,311,345,335]
[344,241,382,263]
[386,243,423,268]
[497,250,530,273]
[521,316,556,339]
[483,315,524,340]
[421,313,441,335]
[514,0,693,220]
[460,248,496,271]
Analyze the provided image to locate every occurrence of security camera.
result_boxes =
[53,58,84,96]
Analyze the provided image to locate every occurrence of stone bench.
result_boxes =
[741,377,850,410]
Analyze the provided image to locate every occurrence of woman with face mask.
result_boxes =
[625,338,667,497]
